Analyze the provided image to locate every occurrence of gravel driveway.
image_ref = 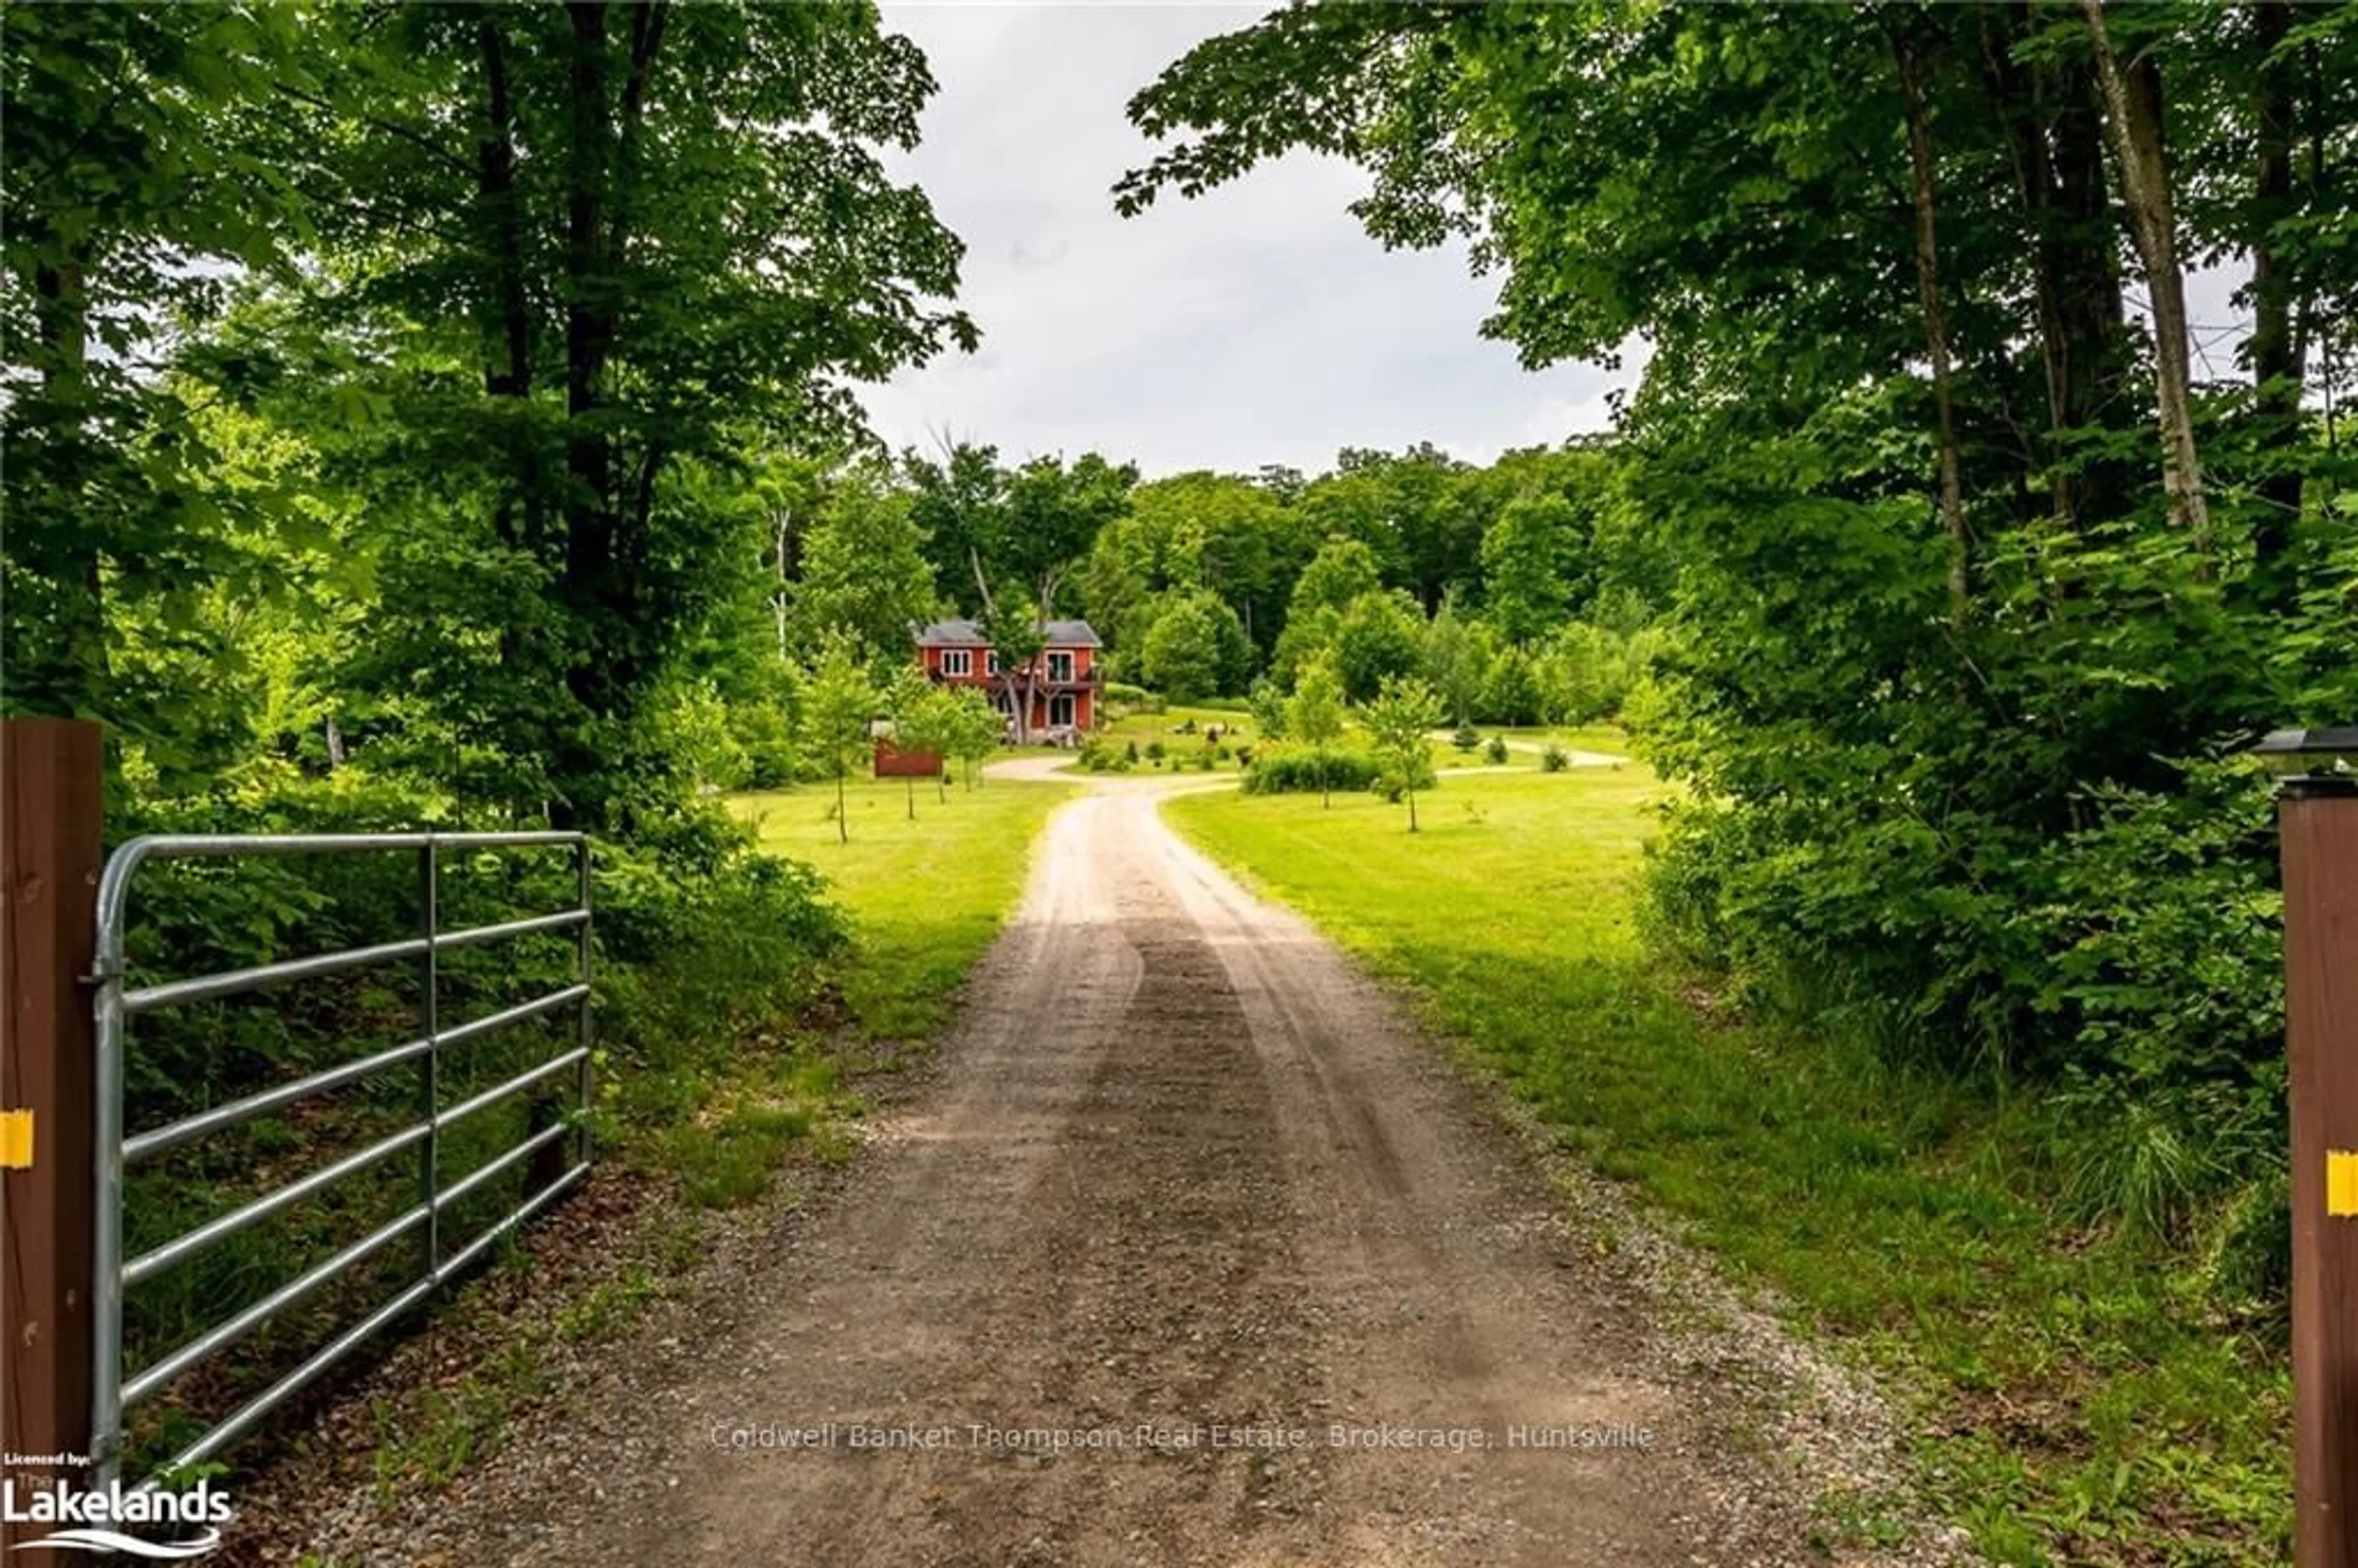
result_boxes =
[300,766,1966,1566]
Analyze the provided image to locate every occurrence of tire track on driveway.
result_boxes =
[329,764,1906,1566]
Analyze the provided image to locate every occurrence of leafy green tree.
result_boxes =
[650,678,750,796]
[903,438,1009,606]
[1360,676,1444,833]
[944,686,1003,791]
[1330,591,1426,704]
[802,634,877,845]
[1266,535,1383,684]
[1422,589,1491,728]
[1479,646,1544,728]
[879,664,935,820]
[2,3,320,736]
[1535,622,1640,727]
[903,686,966,805]
[1298,444,1482,611]
[1140,589,1252,701]
[1080,470,1307,662]
[791,469,938,662]
[1285,656,1347,808]
[1248,677,1289,742]
[298,1,976,827]
[1481,492,1587,645]
[1287,536,1386,621]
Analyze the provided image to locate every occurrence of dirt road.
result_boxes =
[368,767,1921,1565]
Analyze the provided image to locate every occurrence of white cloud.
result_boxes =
[862,2,1634,478]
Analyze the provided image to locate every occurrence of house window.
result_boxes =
[939,648,971,677]
[1046,651,1075,683]
[1049,693,1076,728]
[985,650,1000,675]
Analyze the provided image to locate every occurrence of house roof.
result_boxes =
[914,618,1101,650]
[914,618,989,647]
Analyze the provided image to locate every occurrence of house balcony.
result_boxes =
[929,665,1103,691]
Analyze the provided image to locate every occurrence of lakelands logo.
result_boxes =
[2,1478,230,1558]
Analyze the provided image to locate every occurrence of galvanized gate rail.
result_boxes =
[90,832,593,1488]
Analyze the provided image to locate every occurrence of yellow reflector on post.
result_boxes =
[2329,1150,2358,1217]
[0,1109,33,1170]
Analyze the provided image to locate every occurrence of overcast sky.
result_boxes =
[862,2,1634,480]
[860,4,2252,483]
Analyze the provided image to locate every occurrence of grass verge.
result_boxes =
[1162,766,2287,1566]
[731,769,1074,1040]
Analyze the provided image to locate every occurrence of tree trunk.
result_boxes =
[548,0,617,827]
[772,508,794,661]
[29,257,107,718]
[477,20,530,409]
[2247,0,2303,606]
[2081,0,2212,553]
[1895,26,1971,633]
[836,770,848,845]
[472,16,548,792]
[1981,4,2131,532]
[968,548,1032,745]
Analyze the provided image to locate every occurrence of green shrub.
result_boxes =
[1241,747,1384,795]
[730,702,798,788]
[1145,740,1166,762]
[1452,724,1482,753]
[1484,735,1510,765]
[1248,678,1288,740]
[1372,752,1438,802]
[1077,736,1132,773]
[1541,742,1570,772]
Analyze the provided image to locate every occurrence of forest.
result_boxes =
[6,0,2358,1526]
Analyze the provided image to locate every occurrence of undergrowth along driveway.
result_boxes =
[1161,766,2289,1566]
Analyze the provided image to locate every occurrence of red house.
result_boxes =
[916,618,1102,740]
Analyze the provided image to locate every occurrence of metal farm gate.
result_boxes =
[88,831,593,1488]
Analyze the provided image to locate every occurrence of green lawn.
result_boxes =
[1426,721,1634,770]
[1095,702,1261,773]
[1434,721,1632,755]
[731,769,1074,1039]
[1095,706,1635,780]
[1162,768,2289,1566]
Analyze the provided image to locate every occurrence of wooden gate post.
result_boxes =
[2262,727,2358,1568]
[0,718,103,1540]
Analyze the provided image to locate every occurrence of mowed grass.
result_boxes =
[1162,767,2289,1565]
[1433,722,1632,756]
[731,769,1074,1039]
[1097,702,1261,772]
